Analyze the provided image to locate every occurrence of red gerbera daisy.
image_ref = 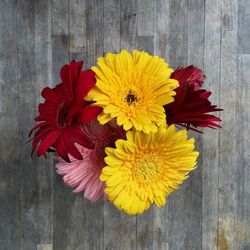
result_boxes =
[164,65,222,131]
[29,60,102,162]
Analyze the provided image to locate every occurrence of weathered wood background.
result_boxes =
[0,0,249,249]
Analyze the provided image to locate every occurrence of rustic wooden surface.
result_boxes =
[0,0,249,249]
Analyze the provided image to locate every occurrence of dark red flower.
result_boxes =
[29,60,102,162]
[164,65,222,131]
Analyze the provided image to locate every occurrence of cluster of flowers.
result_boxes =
[29,50,222,215]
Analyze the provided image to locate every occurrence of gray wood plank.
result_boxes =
[17,0,40,249]
[37,244,53,250]
[218,30,238,250]
[137,36,154,54]
[120,0,137,51]
[117,1,138,249]
[52,0,69,36]
[136,2,156,250]
[202,0,222,249]
[81,1,105,250]
[52,1,93,249]
[222,0,238,31]
[153,1,171,248]
[235,55,250,250]
[103,0,120,55]
[85,0,104,68]
[103,204,120,250]
[152,207,169,250]
[137,0,155,36]
[35,0,53,246]
[69,0,86,54]
[51,1,84,250]
[169,0,188,68]
[187,0,205,67]
[168,1,201,250]
[102,1,124,250]
[238,0,250,53]
[69,6,88,249]
[137,209,154,250]
[0,1,19,249]
[155,0,170,59]
[181,0,205,249]
[136,2,156,249]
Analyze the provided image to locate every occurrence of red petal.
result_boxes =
[63,132,83,160]
[35,115,57,124]
[77,61,84,75]
[70,61,83,85]
[55,137,70,162]
[41,87,59,102]
[77,106,102,124]
[60,64,73,98]
[68,127,94,149]
[69,61,79,94]
[171,65,204,89]
[60,61,84,99]
[30,127,54,155]
[60,64,69,85]
[38,103,57,115]
[37,130,63,156]
[29,121,49,137]
[76,69,96,101]
[54,83,68,100]
[67,103,83,120]
[171,66,194,86]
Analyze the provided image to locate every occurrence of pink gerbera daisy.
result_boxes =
[55,120,125,202]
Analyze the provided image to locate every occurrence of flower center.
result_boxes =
[134,155,162,182]
[125,89,138,105]
[90,137,108,166]
[57,104,68,128]
[89,124,126,167]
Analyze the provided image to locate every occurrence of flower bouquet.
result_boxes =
[29,50,222,215]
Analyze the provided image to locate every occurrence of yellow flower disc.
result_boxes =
[87,50,179,133]
[100,125,199,215]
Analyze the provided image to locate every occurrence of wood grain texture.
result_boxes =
[120,0,137,51]
[238,0,250,53]
[202,1,221,249]
[167,1,200,249]
[35,0,53,246]
[1,0,250,249]
[51,1,79,250]
[236,55,250,250]
[153,3,170,249]
[102,2,137,250]
[136,3,154,249]
[82,1,105,250]
[37,244,53,250]
[218,28,238,249]
[168,0,204,249]
[18,1,39,249]
[103,1,122,249]
[0,1,19,250]
[169,0,188,68]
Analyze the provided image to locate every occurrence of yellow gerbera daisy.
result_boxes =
[100,125,199,215]
[87,50,179,133]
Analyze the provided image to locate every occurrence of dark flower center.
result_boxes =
[57,105,69,128]
[89,125,126,167]
[125,90,137,105]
